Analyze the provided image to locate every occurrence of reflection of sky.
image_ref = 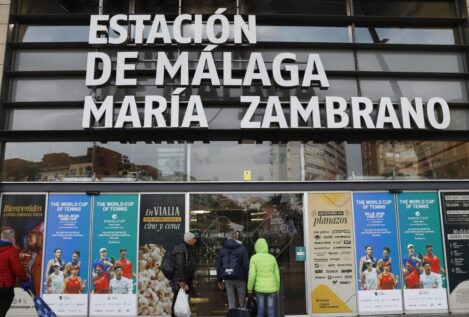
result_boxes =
[257,26,350,43]
[21,26,89,42]
[11,109,83,130]
[357,52,463,73]
[13,79,89,102]
[16,51,88,71]
[190,142,292,181]
[360,80,467,102]
[356,27,455,45]
[345,143,363,178]
[5,142,92,161]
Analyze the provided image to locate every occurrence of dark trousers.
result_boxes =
[0,288,15,317]
[171,289,178,317]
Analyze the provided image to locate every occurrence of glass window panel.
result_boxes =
[14,50,88,71]
[18,0,99,14]
[9,109,83,130]
[11,79,90,102]
[96,142,187,181]
[97,85,170,102]
[241,0,346,15]
[359,141,469,180]
[353,0,456,17]
[17,25,89,42]
[355,27,456,45]
[190,141,301,181]
[258,26,350,43]
[189,193,306,316]
[304,142,348,180]
[448,109,469,131]
[182,0,236,14]
[102,0,130,14]
[135,0,178,14]
[3,142,93,181]
[357,51,465,73]
[359,79,468,102]
[204,107,243,129]
[3,142,187,181]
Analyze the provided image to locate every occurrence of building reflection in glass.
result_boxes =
[3,143,187,181]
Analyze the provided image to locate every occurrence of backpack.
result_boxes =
[161,251,175,280]
[221,249,242,280]
[161,244,188,280]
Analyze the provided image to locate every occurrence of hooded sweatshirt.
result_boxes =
[0,240,29,288]
[247,238,280,293]
[217,238,249,282]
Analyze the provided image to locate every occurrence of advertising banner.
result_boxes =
[42,194,91,315]
[1,194,46,316]
[440,192,469,312]
[353,192,403,314]
[90,194,139,316]
[397,192,448,312]
[138,194,185,316]
[308,192,357,315]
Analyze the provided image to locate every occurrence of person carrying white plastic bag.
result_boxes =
[174,288,191,317]
[168,232,197,317]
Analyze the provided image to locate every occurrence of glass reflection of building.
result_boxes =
[361,141,469,180]
[3,146,162,181]
[304,143,347,180]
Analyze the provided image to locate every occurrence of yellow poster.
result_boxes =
[308,192,357,314]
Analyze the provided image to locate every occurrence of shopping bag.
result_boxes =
[174,288,191,317]
[27,290,58,317]
[246,294,257,317]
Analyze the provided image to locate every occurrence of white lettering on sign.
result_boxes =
[83,9,451,130]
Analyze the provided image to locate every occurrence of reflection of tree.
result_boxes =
[191,194,240,211]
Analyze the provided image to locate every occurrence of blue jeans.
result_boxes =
[256,292,277,317]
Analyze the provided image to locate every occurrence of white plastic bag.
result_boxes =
[174,288,191,317]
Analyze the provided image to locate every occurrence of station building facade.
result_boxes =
[0,0,469,316]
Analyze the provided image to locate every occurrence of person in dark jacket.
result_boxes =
[0,227,31,317]
[170,232,197,317]
[217,230,249,309]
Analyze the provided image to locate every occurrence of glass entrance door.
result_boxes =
[189,193,306,316]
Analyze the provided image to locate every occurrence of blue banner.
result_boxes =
[353,192,403,313]
[43,194,91,294]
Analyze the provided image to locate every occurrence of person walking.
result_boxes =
[247,238,280,317]
[217,231,249,310]
[0,227,31,317]
[170,232,197,317]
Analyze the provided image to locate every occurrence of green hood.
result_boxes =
[254,238,269,254]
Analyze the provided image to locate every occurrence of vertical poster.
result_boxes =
[353,192,403,314]
[440,192,469,313]
[90,194,139,316]
[308,192,357,315]
[0,194,46,316]
[42,194,91,315]
[138,194,185,316]
[397,192,448,312]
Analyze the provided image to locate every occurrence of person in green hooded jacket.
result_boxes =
[247,238,280,317]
